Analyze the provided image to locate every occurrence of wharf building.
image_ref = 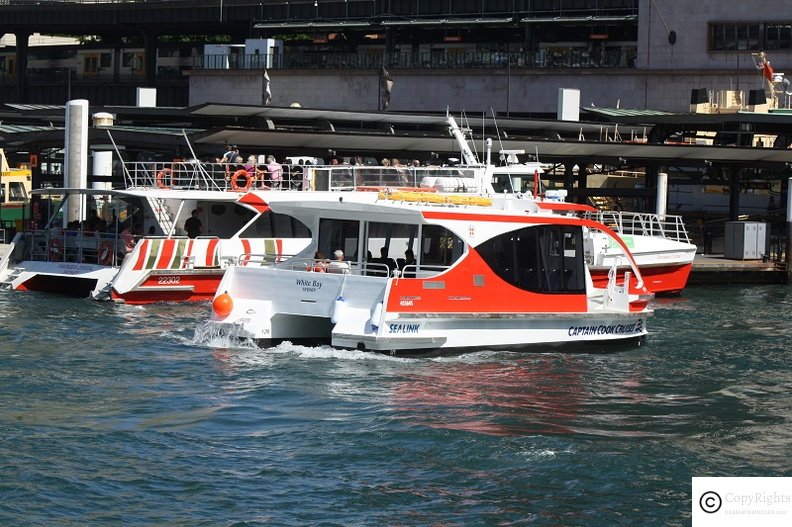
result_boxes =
[0,0,789,113]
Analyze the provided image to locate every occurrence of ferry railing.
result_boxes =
[23,229,127,266]
[237,254,446,278]
[583,210,691,243]
[120,160,483,194]
[313,166,479,192]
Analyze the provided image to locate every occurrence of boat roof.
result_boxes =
[250,190,561,224]
[32,187,253,203]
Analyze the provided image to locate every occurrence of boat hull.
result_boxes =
[3,261,118,298]
[207,265,650,355]
[111,269,223,304]
[590,261,693,295]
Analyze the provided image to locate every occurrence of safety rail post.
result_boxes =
[786,177,792,283]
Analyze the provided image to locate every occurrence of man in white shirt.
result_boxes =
[327,249,350,273]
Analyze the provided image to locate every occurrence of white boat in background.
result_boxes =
[204,191,652,355]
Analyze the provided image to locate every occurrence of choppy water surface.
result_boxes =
[1,286,790,525]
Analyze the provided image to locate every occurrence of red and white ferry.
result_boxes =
[204,191,652,355]
[0,168,310,301]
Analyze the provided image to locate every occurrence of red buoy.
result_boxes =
[212,292,233,318]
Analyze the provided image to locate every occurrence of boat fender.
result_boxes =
[370,301,383,332]
[212,291,234,319]
[230,169,253,192]
[331,295,345,324]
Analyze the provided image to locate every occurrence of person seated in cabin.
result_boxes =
[397,248,416,278]
[310,250,328,272]
[84,210,101,233]
[266,155,283,189]
[327,249,350,274]
[184,209,202,239]
[374,247,397,276]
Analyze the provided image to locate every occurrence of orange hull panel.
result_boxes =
[591,263,692,295]
[111,272,223,304]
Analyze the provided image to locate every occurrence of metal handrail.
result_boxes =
[583,210,691,243]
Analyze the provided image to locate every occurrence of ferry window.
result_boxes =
[365,221,418,274]
[476,225,585,294]
[491,174,514,193]
[421,224,463,268]
[8,182,27,202]
[318,218,359,260]
[238,208,310,238]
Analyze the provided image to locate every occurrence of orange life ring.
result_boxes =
[230,169,252,191]
[49,238,63,262]
[97,239,115,266]
[156,168,171,189]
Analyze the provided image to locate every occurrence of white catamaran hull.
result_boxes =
[208,263,648,354]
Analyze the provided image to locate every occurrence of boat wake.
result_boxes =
[191,320,260,350]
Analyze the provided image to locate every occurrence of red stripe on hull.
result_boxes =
[133,239,149,271]
[111,271,224,304]
[155,239,177,269]
[206,239,219,267]
[591,263,692,295]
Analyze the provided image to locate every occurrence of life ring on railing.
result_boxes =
[49,238,63,261]
[156,168,172,189]
[97,239,115,266]
[230,169,252,191]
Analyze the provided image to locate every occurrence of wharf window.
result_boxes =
[711,23,761,51]
[476,225,585,294]
[766,24,792,50]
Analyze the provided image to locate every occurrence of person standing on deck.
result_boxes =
[184,209,202,239]
[266,155,283,189]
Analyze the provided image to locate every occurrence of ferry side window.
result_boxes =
[476,225,584,294]
[9,182,26,202]
[318,218,359,259]
[562,228,585,293]
[421,225,463,269]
